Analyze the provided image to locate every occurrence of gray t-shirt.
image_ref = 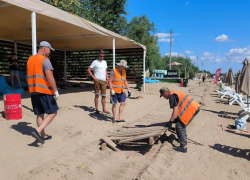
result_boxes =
[110,70,123,78]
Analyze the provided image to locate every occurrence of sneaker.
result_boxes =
[173,146,187,153]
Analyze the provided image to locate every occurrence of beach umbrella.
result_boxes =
[240,58,249,106]
[223,73,228,83]
[235,70,241,93]
[227,68,234,86]
[240,58,249,94]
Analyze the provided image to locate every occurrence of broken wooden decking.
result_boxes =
[100,125,168,151]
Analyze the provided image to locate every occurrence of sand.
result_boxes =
[0,80,249,180]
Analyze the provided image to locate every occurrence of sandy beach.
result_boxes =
[0,80,249,180]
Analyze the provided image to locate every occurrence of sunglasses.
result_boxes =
[99,55,105,57]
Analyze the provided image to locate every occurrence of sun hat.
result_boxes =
[117,60,129,68]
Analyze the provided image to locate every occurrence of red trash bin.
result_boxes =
[4,94,22,120]
[180,78,183,87]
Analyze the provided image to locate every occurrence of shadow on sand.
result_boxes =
[73,105,113,122]
[210,143,250,161]
[11,122,40,147]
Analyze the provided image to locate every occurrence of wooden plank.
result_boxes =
[118,131,165,144]
[109,128,166,137]
[113,126,167,133]
[114,127,167,134]
[100,137,120,152]
[149,137,155,145]
[101,143,107,151]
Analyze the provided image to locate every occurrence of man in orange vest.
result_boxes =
[109,60,131,125]
[27,41,59,144]
[160,87,200,153]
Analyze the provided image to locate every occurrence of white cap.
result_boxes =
[39,41,55,51]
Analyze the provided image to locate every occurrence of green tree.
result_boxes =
[41,0,81,15]
[41,0,128,34]
[125,15,161,72]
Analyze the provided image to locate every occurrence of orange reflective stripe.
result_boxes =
[27,54,54,95]
[171,91,200,125]
[112,68,126,93]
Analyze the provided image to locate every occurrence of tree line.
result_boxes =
[41,0,199,78]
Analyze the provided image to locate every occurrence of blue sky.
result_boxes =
[126,0,250,74]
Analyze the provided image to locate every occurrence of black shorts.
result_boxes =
[31,94,59,115]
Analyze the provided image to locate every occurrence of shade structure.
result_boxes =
[0,0,146,51]
[235,70,241,93]
[227,68,234,86]
[240,58,249,95]
[169,62,182,66]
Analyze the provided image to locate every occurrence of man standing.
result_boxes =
[87,50,109,114]
[109,60,131,125]
[27,41,59,144]
[160,87,200,153]
[7,53,22,88]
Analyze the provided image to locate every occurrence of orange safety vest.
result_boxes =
[171,91,200,125]
[111,68,126,93]
[27,54,54,95]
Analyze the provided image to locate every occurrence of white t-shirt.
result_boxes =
[89,59,107,81]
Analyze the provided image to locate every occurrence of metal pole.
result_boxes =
[113,38,115,69]
[14,42,17,55]
[64,51,67,82]
[169,28,172,70]
[197,56,198,68]
[31,12,37,55]
[143,49,146,92]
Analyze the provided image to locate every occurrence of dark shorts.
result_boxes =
[94,79,107,96]
[31,94,59,115]
[111,92,126,104]
[10,70,18,74]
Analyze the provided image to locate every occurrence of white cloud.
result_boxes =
[185,50,193,54]
[225,46,250,63]
[165,52,185,58]
[155,33,170,38]
[159,38,170,42]
[199,46,250,64]
[155,32,180,42]
[189,56,197,64]
[201,52,215,61]
[215,34,229,42]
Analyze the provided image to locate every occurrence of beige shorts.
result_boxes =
[94,79,107,96]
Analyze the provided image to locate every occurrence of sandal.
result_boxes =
[31,130,44,144]
[43,135,52,141]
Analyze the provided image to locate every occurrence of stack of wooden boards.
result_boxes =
[101,125,168,151]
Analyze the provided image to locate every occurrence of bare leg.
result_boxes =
[94,94,99,112]
[112,104,117,120]
[102,96,107,113]
[118,102,126,121]
[36,112,57,135]
[36,114,46,138]
[14,73,22,88]
[10,73,14,88]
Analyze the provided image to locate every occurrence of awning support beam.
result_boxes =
[64,51,67,82]
[143,50,146,92]
[31,12,37,55]
[113,38,115,69]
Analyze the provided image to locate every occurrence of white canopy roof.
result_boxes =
[0,0,146,51]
